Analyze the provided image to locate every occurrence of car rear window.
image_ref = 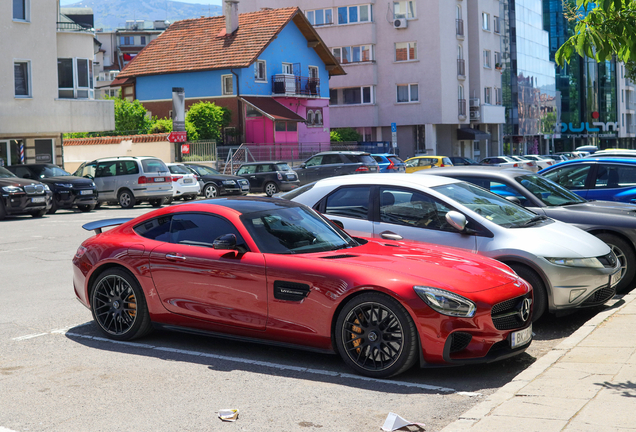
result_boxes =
[275,163,292,171]
[351,155,376,164]
[372,156,384,163]
[142,159,169,173]
[168,165,191,175]
[279,182,315,200]
[388,156,403,164]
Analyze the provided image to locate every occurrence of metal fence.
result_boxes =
[175,140,217,163]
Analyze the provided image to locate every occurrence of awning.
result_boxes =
[241,96,305,122]
[457,128,491,140]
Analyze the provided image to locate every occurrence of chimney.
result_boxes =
[224,0,239,34]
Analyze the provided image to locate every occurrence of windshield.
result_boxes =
[0,167,17,178]
[190,165,220,176]
[516,175,586,206]
[38,166,71,177]
[432,182,540,228]
[241,206,357,254]
[169,165,192,175]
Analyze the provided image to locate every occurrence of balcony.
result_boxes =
[458,99,466,117]
[456,19,464,38]
[57,22,93,32]
[457,59,465,78]
[272,75,320,97]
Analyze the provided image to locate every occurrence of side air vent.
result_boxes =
[320,254,358,259]
[274,281,311,301]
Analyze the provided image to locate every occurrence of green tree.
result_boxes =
[556,0,636,71]
[111,97,152,135]
[330,127,362,142]
[149,117,199,140]
[185,101,231,141]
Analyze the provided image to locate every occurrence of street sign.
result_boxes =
[391,123,397,148]
[391,122,397,133]
[168,131,187,143]
[181,144,190,154]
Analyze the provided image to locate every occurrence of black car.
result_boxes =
[182,163,250,199]
[235,161,300,196]
[420,165,636,292]
[294,151,379,185]
[7,164,97,213]
[0,166,53,220]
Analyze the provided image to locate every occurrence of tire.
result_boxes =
[47,200,58,215]
[31,209,47,218]
[0,201,6,221]
[597,233,636,293]
[264,182,279,197]
[509,264,547,322]
[164,197,174,205]
[149,199,163,208]
[335,292,418,378]
[90,268,153,341]
[77,204,95,213]
[203,183,219,199]
[94,202,102,210]
[118,189,136,209]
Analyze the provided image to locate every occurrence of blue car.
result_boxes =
[371,153,406,173]
[539,157,636,203]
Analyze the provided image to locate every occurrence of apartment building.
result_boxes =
[0,0,114,167]
[617,64,636,147]
[240,0,505,160]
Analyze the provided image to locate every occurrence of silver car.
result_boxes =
[283,174,620,320]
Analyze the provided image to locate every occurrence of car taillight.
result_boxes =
[172,176,183,182]
[277,172,283,180]
[513,163,519,167]
[440,164,445,167]
[355,166,370,172]
[388,161,395,170]
[138,176,148,184]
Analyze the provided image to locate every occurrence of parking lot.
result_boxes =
[0,202,617,432]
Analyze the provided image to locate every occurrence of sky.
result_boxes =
[60,0,221,4]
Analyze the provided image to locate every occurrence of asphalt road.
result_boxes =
[0,201,618,432]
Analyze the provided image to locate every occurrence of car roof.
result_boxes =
[315,151,369,155]
[238,161,287,165]
[371,153,398,157]
[92,156,162,162]
[546,157,636,165]
[313,173,460,188]
[183,196,304,214]
[417,166,533,179]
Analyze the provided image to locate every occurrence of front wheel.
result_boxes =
[203,183,218,199]
[509,264,547,321]
[77,204,95,213]
[597,233,635,293]
[47,200,58,214]
[90,268,153,341]
[264,182,279,197]
[335,293,417,378]
[31,209,47,218]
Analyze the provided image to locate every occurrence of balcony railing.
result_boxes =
[272,75,320,97]
[458,99,466,117]
[57,22,93,32]
[457,59,465,76]
[456,19,464,37]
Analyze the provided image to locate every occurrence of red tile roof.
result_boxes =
[64,134,169,146]
[118,8,300,79]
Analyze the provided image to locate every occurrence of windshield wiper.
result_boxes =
[520,215,549,227]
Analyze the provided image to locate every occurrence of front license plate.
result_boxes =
[154,177,165,182]
[610,270,621,287]
[241,185,249,190]
[510,324,532,348]
[79,189,93,195]
[31,197,46,203]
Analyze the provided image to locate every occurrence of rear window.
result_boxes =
[388,156,403,164]
[372,156,384,163]
[168,165,191,175]
[275,163,292,171]
[142,159,169,173]
[279,182,316,200]
[443,158,453,165]
[353,155,376,164]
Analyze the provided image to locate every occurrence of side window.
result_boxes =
[134,216,173,242]
[380,187,453,231]
[170,213,245,249]
[419,158,432,167]
[119,161,140,175]
[543,165,590,189]
[488,181,529,205]
[594,165,636,188]
[237,165,256,175]
[325,186,371,219]
[305,156,323,167]
[257,164,273,173]
[82,163,96,178]
[322,154,342,165]
[95,161,117,177]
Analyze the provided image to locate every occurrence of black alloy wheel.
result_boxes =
[597,233,636,293]
[47,199,58,214]
[90,268,152,340]
[335,293,417,378]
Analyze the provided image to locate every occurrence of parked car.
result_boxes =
[404,156,453,173]
[371,153,406,173]
[282,174,620,320]
[73,156,172,209]
[556,152,580,159]
[539,158,636,203]
[7,163,97,213]
[421,166,636,292]
[235,161,300,196]
[448,156,481,166]
[508,156,537,172]
[293,151,379,185]
[74,196,533,378]
[166,163,201,201]
[0,166,52,219]
[517,155,555,171]
[589,149,636,158]
[480,156,525,169]
[541,154,568,163]
[183,163,250,198]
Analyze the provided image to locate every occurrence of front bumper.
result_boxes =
[2,191,52,215]
[54,188,97,209]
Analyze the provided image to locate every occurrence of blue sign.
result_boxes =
[391,123,397,133]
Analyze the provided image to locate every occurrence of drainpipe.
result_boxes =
[231,69,242,144]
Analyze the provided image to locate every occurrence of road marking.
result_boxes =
[0,247,38,253]
[11,333,49,341]
[12,323,92,341]
[0,427,19,432]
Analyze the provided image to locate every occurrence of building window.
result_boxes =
[458,84,465,116]
[332,45,373,63]
[222,75,233,95]
[397,84,418,103]
[394,1,415,19]
[254,60,266,81]
[495,87,502,105]
[482,12,490,31]
[282,63,293,74]
[622,89,625,103]
[140,36,146,45]
[14,61,30,97]
[306,8,333,26]
[120,36,133,45]
[337,5,372,24]
[275,121,297,132]
[331,86,374,106]
[493,16,500,33]
[484,87,492,104]
[57,58,94,99]
[395,42,417,61]
[494,51,501,68]
[623,113,625,127]
[308,66,319,79]
[13,0,29,21]
[483,50,491,68]
[306,108,323,127]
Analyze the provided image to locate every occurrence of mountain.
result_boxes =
[62,0,222,30]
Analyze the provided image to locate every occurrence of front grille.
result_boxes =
[449,332,472,353]
[581,286,616,307]
[491,293,532,330]
[598,252,618,268]
[24,184,45,194]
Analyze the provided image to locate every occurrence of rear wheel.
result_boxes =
[90,268,153,341]
[596,233,635,293]
[203,183,218,199]
[149,199,163,208]
[509,264,547,321]
[264,182,279,197]
[118,189,135,209]
[335,293,417,378]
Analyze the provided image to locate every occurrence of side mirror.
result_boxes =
[445,211,467,232]
[84,174,94,180]
[213,234,237,250]
[505,196,521,205]
[330,219,344,230]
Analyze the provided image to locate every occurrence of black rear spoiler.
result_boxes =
[82,218,133,235]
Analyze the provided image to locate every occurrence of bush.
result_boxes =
[186,101,231,141]
[330,127,362,142]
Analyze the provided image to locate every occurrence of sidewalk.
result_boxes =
[442,292,636,432]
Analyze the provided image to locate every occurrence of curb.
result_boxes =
[440,292,636,431]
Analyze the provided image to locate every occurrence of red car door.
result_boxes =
[147,212,268,330]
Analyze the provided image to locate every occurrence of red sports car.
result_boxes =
[72,197,533,378]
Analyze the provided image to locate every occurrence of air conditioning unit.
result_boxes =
[469,110,481,121]
[469,98,480,107]
[393,18,407,29]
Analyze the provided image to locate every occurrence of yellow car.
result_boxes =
[404,156,453,173]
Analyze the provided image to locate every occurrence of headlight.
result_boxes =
[2,186,22,193]
[91,182,96,187]
[43,184,51,191]
[414,286,476,317]
[222,180,236,186]
[55,183,73,188]
[544,257,604,268]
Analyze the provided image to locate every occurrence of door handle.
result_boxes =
[250,176,256,179]
[165,253,186,261]
[380,231,403,241]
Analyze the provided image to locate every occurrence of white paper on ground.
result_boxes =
[218,409,239,422]
[381,412,425,431]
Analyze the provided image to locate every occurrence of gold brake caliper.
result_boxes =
[126,294,137,318]
[351,316,363,352]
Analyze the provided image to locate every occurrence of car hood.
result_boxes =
[537,201,636,229]
[307,239,519,294]
[39,176,94,186]
[565,200,636,215]
[0,177,45,187]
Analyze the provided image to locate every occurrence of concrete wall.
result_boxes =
[63,140,175,173]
